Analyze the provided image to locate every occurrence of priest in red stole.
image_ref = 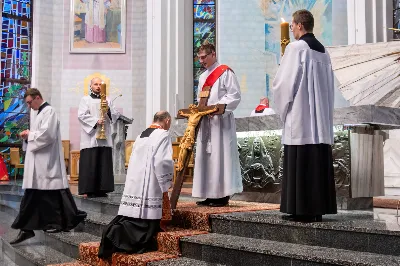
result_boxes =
[250,97,276,116]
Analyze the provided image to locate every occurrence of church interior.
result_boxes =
[1,0,400,265]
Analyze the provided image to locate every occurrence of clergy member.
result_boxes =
[250,97,276,116]
[78,77,120,197]
[10,88,87,244]
[98,111,173,259]
[272,9,337,222]
[193,43,242,207]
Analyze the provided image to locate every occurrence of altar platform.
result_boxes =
[1,182,400,265]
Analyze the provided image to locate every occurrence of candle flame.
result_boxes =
[281,18,285,23]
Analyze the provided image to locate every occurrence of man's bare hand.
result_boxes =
[19,130,30,140]
[97,119,105,125]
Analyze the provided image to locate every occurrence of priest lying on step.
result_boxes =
[10,88,87,245]
[77,77,120,198]
[98,111,174,259]
[272,9,337,223]
[193,43,243,207]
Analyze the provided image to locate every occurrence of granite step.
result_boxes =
[180,233,400,266]
[1,230,77,266]
[148,257,227,266]
[39,231,101,259]
[210,210,400,256]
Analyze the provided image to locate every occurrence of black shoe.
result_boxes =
[208,196,230,207]
[196,199,211,206]
[10,230,35,245]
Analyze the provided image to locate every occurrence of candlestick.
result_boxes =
[280,18,290,56]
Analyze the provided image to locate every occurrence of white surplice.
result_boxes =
[22,104,69,190]
[118,129,174,220]
[192,62,243,199]
[271,40,334,145]
[78,96,120,150]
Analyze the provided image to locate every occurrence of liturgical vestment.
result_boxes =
[98,127,174,259]
[272,33,337,216]
[192,62,243,199]
[77,94,120,196]
[12,103,87,231]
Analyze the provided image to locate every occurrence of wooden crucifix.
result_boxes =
[170,85,226,209]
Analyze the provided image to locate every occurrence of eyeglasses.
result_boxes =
[26,96,37,105]
[198,53,211,60]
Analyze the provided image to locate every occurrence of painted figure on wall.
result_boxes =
[72,0,124,52]
[82,0,110,43]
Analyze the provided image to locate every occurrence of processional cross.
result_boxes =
[170,85,226,209]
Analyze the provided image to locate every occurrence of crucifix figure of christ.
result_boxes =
[170,86,226,210]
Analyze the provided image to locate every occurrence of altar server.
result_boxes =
[10,88,87,244]
[193,43,242,207]
[98,111,173,259]
[78,77,120,197]
[272,9,337,222]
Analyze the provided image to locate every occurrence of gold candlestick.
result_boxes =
[280,18,290,56]
[97,83,108,140]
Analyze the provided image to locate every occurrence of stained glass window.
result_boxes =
[193,0,216,103]
[0,0,32,145]
[394,0,400,39]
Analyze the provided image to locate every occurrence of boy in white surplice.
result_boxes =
[98,111,173,259]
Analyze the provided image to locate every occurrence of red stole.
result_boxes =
[201,64,231,91]
[255,104,269,113]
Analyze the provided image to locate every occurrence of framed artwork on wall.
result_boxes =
[70,0,126,53]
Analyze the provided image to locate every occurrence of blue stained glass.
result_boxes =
[2,0,31,18]
[194,5,215,19]
[194,0,215,4]
[0,0,32,144]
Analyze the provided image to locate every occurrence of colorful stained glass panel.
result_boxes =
[194,0,215,4]
[2,0,31,18]
[194,5,215,19]
[1,0,32,144]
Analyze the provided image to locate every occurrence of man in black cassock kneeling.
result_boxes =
[98,111,174,259]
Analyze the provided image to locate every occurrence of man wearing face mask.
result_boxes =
[77,77,120,198]
[98,111,174,259]
[192,43,242,207]
[272,9,336,222]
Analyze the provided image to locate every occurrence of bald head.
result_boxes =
[153,111,172,130]
[260,97,269,105]
[90,77,103,94]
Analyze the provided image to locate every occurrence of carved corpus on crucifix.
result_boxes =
[170,85,226,209]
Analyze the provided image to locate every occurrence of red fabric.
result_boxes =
[255,104,269,112]
[0,156,9,181]
[201,65,231,91]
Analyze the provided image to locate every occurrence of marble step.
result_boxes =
[0,182,24,193]
[1,230,77,266]
[210,210,400,257]
[38,231,101,260]
[0,253,17,266]
[148,257,227,266]
[180,233,400,266]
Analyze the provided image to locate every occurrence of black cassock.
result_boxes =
[280,144,337,216]
[78,146,114,196]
